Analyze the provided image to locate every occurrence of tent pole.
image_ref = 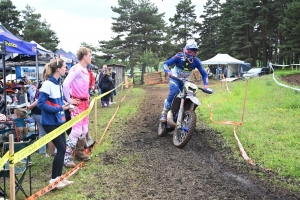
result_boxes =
[35,55,39,84]
[2,54,7,116]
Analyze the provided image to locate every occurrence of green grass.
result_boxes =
[199,71,300,188]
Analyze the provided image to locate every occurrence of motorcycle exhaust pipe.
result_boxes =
[167,110,176,128]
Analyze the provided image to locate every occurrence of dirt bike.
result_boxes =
[158,75,213,148]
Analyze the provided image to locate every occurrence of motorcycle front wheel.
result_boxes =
[173,110,197,148]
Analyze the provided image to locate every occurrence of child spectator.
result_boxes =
[13,108,28,141]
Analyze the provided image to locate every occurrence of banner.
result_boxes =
[15,66,44,80]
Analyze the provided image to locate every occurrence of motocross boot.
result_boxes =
[75,136,90,161]
[159,107,169,122]
[64,138,76,168]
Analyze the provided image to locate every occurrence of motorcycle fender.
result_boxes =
[186,96,201,106]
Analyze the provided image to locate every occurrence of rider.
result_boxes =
[160,40,208,122]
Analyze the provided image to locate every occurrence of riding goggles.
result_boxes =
[185,49,198,57]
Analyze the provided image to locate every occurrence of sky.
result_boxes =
[12,0,222,53]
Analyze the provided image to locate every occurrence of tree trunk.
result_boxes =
[141,63,146,84]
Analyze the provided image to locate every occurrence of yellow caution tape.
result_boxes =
[13,108,91,165]
[11,81,126,165]
[0,151,10,170]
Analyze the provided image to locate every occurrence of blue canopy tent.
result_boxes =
[0,23,37,115]
[67,51,79,63]
[55,48,74,69]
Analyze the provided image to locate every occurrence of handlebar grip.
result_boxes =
[169,75,183,82]
[199,87,214,94]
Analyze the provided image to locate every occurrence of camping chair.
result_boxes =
[0,139,33,198]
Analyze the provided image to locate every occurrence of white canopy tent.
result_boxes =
[202,53,245,65]
[202,53,245,78]
[30,40,55,59]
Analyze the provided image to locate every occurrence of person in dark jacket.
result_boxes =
[97,65,107,95]
[108,67,117,104]
[100,68,113,107]
[37,58,73,189]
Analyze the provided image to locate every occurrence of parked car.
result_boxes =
[242,68,263,79]
[261,67,273,75]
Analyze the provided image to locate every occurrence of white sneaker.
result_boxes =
[49,177,67,189]
[61,178,74,186]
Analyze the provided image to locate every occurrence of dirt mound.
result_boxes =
[281,73,300,86]
[98,85,300,199]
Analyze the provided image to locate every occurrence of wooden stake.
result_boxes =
[94,99,97,141]
[241,80,249,123]
[9,134,15,200]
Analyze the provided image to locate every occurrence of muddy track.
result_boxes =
[99,85,300,200]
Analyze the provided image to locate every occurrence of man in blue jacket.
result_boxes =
[160,40,208,122]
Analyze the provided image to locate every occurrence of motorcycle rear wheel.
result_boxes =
[173,110,197,148]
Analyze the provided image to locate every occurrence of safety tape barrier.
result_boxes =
[26,162,84,200]
[208,104,254,165]
[22,78,133,199]
[92,83,134,151]
[220,74,231,93]
[0,80,131,170]
[207,78,255,165]
[0,151,10,170]
[271,67,300,91]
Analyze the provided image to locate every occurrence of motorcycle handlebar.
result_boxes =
[198,87,214,94]
[169,75,213,94]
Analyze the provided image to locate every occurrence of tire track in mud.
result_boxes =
[99,85,300,200]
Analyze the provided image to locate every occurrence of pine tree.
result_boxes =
[99,0,165,83]
[21,5,59,52]
[134,0,166,83]
[199,0,222,60]
[279,0,299,63]
[0,0,23,36]
[169,0,201,48]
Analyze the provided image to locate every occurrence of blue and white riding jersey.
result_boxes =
[162,52,208,86]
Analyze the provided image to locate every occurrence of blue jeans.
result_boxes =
[32,114,47,154]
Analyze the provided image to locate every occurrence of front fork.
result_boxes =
[176,98,195,129]
[176,98,185,129]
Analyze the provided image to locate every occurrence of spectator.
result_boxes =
[87,64,95,96]
[37,58,73,189]
[223,66,228,78]
[63,47,92,167]
[13,108,28,141]
[27,81,37,104]
[100,68,113,107]
[27,81,55,157]
[108,67,117,104]
[97,65,107,95]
